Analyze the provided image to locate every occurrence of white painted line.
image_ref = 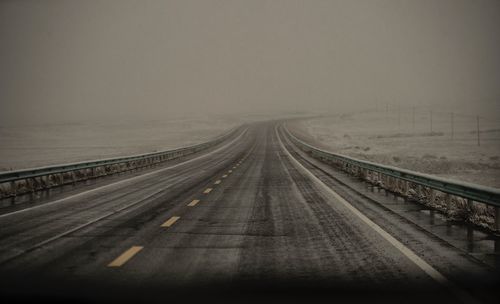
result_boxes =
[222,175,228,178]
[203,188,212,194]
[0,176,191,263]
[0,128,248,219]
[275,126,478,304]
[214,180,221,185]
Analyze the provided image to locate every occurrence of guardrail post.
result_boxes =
[416,184,422,200]
[29,178,36,193]
[71,172,77,185]
[403,180,409,195]
[10,181,16,197]
[467,199,473,213]
[283,125,500,233]
[444,193,451,212]
[495,207,500,232]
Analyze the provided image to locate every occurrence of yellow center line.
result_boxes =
[203,188,213,194]
[187,199,200,207]
[108,246,143,267]
[214,180,221,185]
[161,216,180,227]
[222,174,228,178]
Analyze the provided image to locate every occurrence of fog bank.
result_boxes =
[1,0,499,125]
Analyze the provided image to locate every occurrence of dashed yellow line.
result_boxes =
[108,246,143,267]
[203,188,213,194]
[188,199,200,207]
[222,174,228,178]
[161,216,180,227]
[214,180,221,185]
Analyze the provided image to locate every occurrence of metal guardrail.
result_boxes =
[282,124,500,231]
[0,126,243,199]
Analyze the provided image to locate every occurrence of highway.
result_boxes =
[0,122,498,304]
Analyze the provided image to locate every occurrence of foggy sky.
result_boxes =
[1,0,499,125]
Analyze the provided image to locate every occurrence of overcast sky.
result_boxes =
[1,0,499,125]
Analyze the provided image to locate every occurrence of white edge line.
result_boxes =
[275,124,478,304]
[1,174,191,264]
[0,128,248,219]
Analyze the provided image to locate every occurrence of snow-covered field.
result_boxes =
[0,116,239,171]
[290,110,500,189]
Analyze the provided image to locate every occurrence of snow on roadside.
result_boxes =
[289,111,500,189]
[0,116,239,172]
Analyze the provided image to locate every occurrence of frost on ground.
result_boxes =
[290,110,500,189]
[0,115,239,171]
[290,109,500,230]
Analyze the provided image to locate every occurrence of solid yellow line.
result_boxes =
[187,199,200,207]
[214,180,221,185]
[222,174,228,178]
[161,216,180,227]
[203,188,212,194]
[108,246,143,267]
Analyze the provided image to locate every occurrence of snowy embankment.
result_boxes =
[289,110,500,189]
[0,116,239,172]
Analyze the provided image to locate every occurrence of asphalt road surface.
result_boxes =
[0,122,498,304]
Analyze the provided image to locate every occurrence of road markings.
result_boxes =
[228,170,232,173]
[0,128,248,220]
[233,166,236,169]
[187,199,200,207]
[276,126,479,304]
[108,246,143,267]
[161,216,180,227]
[214,180,221,185]
[222,174,228,178]
[203,188,213,194]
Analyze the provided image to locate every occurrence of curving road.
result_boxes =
[0,122,498,304]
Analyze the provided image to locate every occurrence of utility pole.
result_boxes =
[430,110,433,133]
[386,103,389,125]
[476,115,480,146]
[451,112,454,140]
[398,103,401,129]
[412,106,415,132]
